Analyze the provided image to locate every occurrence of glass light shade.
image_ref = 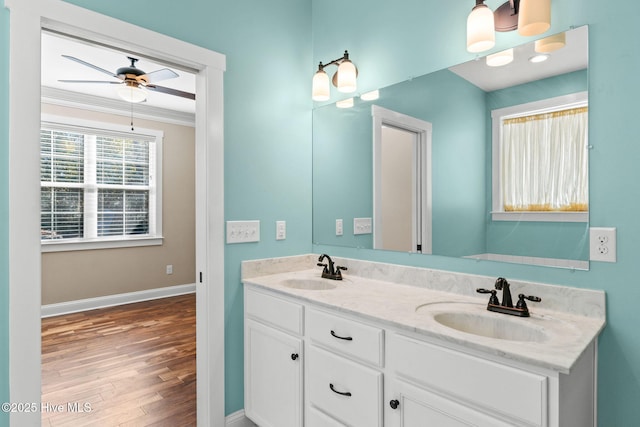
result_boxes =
[336,98,354,108]
[467,4,495,53]
[535,32,566,53]
[360,90,380,101]
[336,60,357,93]
[116,83,147,103]
[312,70,330,101]
[486,48,514,67]
[518,0,551,37]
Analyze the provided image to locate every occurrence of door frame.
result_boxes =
[372,105,433,254]
[6,1,226,425]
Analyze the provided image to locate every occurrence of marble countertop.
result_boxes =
[242,261,606,374]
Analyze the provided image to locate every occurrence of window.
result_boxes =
[491,92,588,222]
[40,115,163,251]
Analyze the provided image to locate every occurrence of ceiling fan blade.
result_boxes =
[146,84,196,100]
[146,68,179,83]
[58,79,122,84]
[61,54,119,79]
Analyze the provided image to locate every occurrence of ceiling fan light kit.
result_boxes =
[59,55,196,103]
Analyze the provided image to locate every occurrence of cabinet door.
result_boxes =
[386,379,514,427]
[245,319,302,427]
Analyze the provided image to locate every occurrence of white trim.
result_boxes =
[41,236,163,252]
[42,86,196,127]
[465,253,589,270]
[372,105,432,253]
[226,410,258,427]
[491,211,589,223]
[6,1,226,426]
[41,283,196,318]
[491,91,589,222]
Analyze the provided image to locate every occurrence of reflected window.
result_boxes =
[491,92,588,222]
[40,116,162,248]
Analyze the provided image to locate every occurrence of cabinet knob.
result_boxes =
[390,399,400,410]
[291,353,299,361]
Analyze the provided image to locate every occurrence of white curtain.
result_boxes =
[501,107,588,212]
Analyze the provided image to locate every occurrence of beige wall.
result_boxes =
[41,103,195,305]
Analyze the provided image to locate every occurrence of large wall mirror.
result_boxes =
[312,26,589,270]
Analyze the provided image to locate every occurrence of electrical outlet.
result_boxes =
[589,227,616,262]
[336,219,343,236]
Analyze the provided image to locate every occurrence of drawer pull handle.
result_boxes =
[291,353,299,361]
[390,399,400,410]
[330,330,353,341]
[329,383,352,397]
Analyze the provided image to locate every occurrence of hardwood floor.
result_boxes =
[41,293,196,427]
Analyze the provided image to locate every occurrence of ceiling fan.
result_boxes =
[58,55,196,102]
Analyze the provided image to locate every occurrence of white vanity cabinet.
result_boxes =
[244,283,597,427]
[244,287,304,427]
[385,332,596,427]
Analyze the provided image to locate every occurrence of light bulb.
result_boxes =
[467,2,495,53]
[336,60,357,93]
[486,48,514,67]
[312,69,330,101]
[518,0,551,37]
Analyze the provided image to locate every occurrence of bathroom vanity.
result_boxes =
[242,255,605,427]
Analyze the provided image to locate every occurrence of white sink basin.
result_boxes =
[281,278,338,290]
[432,312,549,342]
[416,302,550,343]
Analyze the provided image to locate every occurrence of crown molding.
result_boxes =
[41,86,196,127]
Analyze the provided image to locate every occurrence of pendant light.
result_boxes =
[518,0,551,37]
[312,65,330,101]
[467,0,495,53]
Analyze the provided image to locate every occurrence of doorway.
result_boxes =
[7,1,225,425]
[372,105,433,254]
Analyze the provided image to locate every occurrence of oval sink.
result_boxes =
[281,278,337,290]
[432,311,549,343]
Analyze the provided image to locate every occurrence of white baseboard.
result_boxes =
[41,283,196,318]
[226,410,257,427]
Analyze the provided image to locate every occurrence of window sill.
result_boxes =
[41,236,164,253]
[491,211,588,223]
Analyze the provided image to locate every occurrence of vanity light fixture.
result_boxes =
[336,98,354,108]
[312,50,358,101]
[467,0,552,53]
[486,48,514,67]
[360,90,380,101]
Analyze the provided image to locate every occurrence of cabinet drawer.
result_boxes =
[306,406,346,427]
[388,333,547,426]
[307,345,383,427]
[245,287,303,335]
[307,308,383,366]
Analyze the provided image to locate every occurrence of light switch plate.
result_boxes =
[226,220,260,243]
[336,219,343,236]
[353,217,372,235]
[276,220,286,240]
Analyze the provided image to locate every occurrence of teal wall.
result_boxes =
[2,0,640,425]
[313,0,640,424]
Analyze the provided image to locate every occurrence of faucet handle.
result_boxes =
[317,262,329,273]
[477,288,499,305]
[516,294,541,310]
[335,265,347,279]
